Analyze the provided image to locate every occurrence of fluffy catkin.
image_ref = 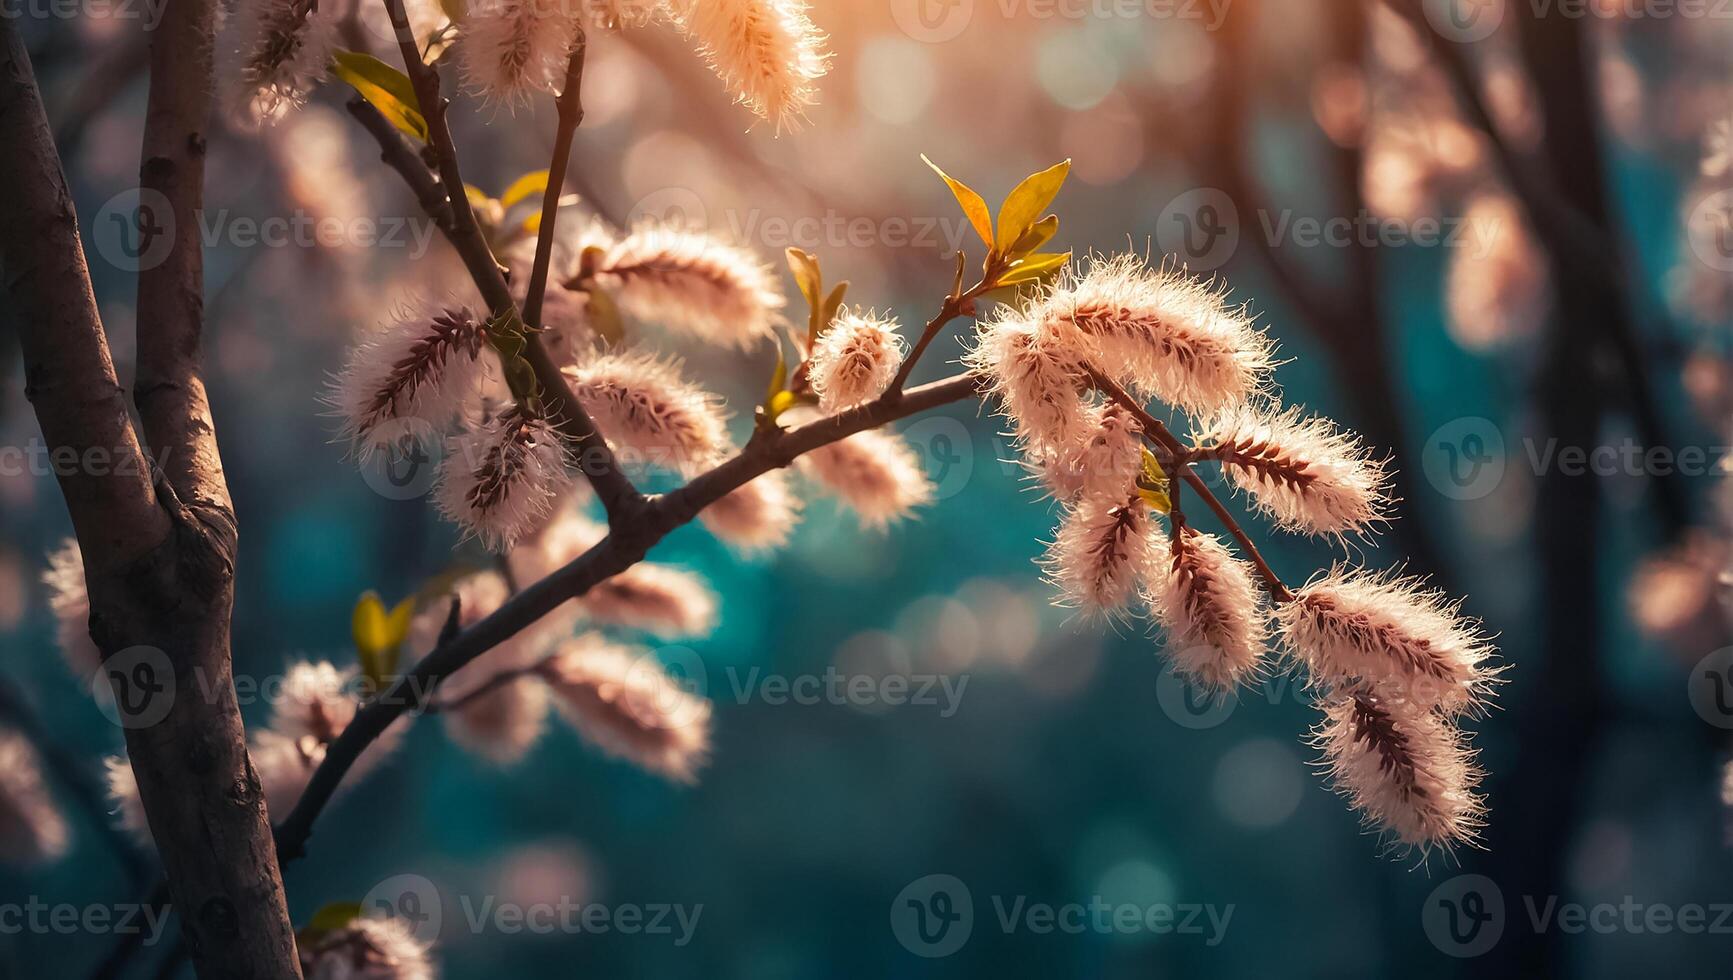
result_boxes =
[699,470,804,550]
[1149,527,1269,691]
[670,0,828,132]
[808,309,905,412]
[1312,690,1485,855]
[596,224,784,347]
[1043,497,1157,615]
[0,731,68,865]
[442,676,552,765]
[459,0,581,105]
[1278,567,1500,714]
[564,351,730,475]
[796,428,934,527]
[1033,256,1275,415]
[541,634,713,782]
[1196,404,1391,540]
[1045,402,1145,504]
[225,0,337,126]
[42,538,100,680]
[328,304,492,459]
[437,407,572,550]
[299,915,436,980]
[965,315,1090,452]
[582,564,719,639]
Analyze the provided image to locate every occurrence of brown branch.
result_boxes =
[523,36,587,330]
[7,12,303,980]
[1087,368,1294,603]
[0,24,168,565]
[274,371,981,862]
[378,0,641,522]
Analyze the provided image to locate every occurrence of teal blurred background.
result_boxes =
[3,1,1732,977]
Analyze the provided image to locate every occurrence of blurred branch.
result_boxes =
[378,0,642,523]
[1387,0,1689,537]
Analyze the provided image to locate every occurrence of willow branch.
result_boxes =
[1087,368,1293,603]
[523,36,587,330]
[378,0,641,522]
[275,370,982,862]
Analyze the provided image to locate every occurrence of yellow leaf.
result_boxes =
[766,343,788,404]
[785,248,821,308]
[298,902,364,946]
[464,185,492,212]
[386,597,415,649]
[352,591,389,657]
[995,159,1071,255]
[1007,214,1060,259]
[997,250,1071,287]
[330,49,428,142]
[766,390,799,420]
[1138,448,1172,515]
[921,154,994,250]
[820,281,848,336]
[585,286,626,347]
[500,170,549,210]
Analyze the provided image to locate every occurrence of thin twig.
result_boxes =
[523,35,587,330]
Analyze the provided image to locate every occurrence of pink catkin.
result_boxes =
[582,564,719,639]
[808,309,905,412]
[459,0,581,105]
[42,538,100,680]
[1197,403,1391,541]
[965,315,1091,452]
[564,351,730,475]
[669,0,828,132]
[1149,527,1269,691]
[1312,690,1485,856]
[699,470,804,551]
[1043,497,1157,615]
[328,304,491,460]
[225,0,338,126]
[797,428,934,528]
[299,916,435,980]
[0,731,68,865]
[436,407,572,551]
[597,224,784,346]
[1033,256,1275,415]
[541,634,712,782]
[1278,566,1500,714]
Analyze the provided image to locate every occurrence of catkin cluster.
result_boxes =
[969,254,1501,858]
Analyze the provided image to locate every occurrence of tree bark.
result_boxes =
[0,13,302,980]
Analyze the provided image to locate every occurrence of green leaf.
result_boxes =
[820,281,848,337]
[921,154,993,250]
[997,250,1071,287]
[299,902,364,944]
[1137,448,1172,515]
[995,159,1071,254]
[1006,214,1060,259]
[330,49,428,142]
[785,248,821,308]
[501,170,549,210]
[766,342,788,404]
[585,286,625,347]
